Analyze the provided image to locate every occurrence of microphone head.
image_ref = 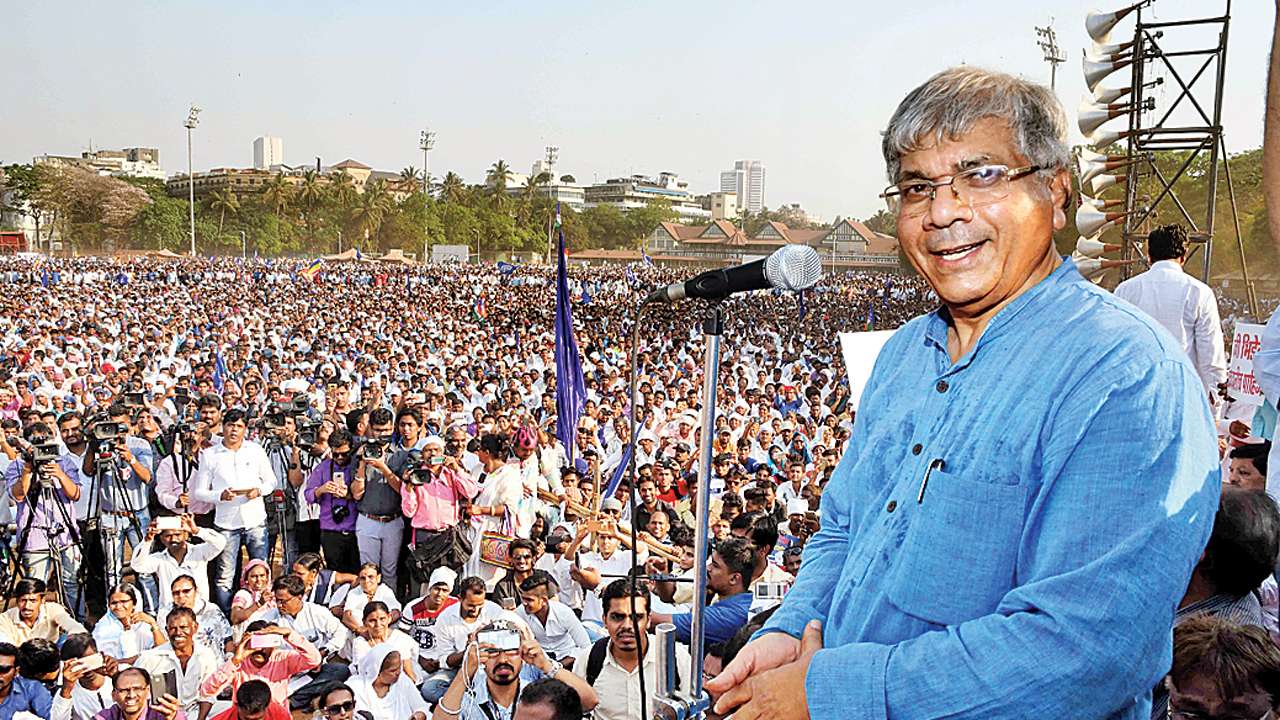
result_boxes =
[765,245,823,292]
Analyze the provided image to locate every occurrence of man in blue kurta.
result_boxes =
[709,67,1221,719]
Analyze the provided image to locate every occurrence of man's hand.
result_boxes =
[420,656,440,673]
[519,628,553,673]
[154,693,183,720]
[182,513,198,534]
[244,487,261,500]
[706,628,803,709]
[61,658,86,692]
[220,488,236,502]
[710,620,822,720]
[177,492,190,509]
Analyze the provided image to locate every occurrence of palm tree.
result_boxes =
[518,172,551,226]
[262,173,291,219]
[207,189,240,237]
[486,160,511,194]
[296,170,325,242]
[439,172,466,204]
[350,180,393,250]
[329,171,357,210]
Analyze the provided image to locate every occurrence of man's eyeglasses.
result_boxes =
[323,700,356,716]
[880,164,1041,218]
[481,647,521,658]
[0,665,15,674]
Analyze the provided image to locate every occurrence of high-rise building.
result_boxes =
[253,136,283,170]
[718,160,766,213]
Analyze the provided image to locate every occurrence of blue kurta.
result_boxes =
[762,258,1221,719]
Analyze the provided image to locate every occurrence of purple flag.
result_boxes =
[554,219,586,456]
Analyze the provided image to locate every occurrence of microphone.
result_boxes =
[644,244,823,304]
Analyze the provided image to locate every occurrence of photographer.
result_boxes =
[303,427,359,573]
[7,421,83,613]
[153,423,213,527]
[81,403,156,601]
[351,409,401,592]
[259,409,305,568]
[401,436,478,596]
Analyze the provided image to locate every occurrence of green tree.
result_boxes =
[261,173,291,219]
[207,189,240,237]
[439,172,467,204]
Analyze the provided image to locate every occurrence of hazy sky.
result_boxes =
[1,1,1270,222]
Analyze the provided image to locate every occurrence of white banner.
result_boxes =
[1227,322,1266,407]
[839,330,897,411]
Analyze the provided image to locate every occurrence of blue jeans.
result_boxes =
[212,523,269,611]
[20,543,81,616]
[421,667,458,705]
[106,509,159,611]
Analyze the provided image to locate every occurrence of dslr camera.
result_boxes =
[360,436,389,461]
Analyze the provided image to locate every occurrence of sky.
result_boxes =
[0,1,1270,223]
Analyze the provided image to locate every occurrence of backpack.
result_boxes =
[585,637,680,688]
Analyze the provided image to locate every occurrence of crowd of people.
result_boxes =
[0,243,1275,719]
[0,254,935,719]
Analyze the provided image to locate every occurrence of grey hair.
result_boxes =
[882,67,1070,183]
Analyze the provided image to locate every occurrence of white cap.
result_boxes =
[428,566,457,590]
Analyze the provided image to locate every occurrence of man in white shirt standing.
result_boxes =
[1114,224,1228,405]
[190,409,277,611]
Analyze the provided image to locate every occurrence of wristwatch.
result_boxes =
[545,659,563,678]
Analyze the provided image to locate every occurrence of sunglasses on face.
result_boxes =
[324,700,356,715]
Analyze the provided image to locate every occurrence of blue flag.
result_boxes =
[603,441,634,499]
[641,250,654,267]
[798,289,808,320]
[554,227,587,457]
[624,264,637,287]
[212,351,228,392]
[496,261,518,276]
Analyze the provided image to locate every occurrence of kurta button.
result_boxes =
[936,380,949,393]
[911,443,922,455]
[886,500,897,513]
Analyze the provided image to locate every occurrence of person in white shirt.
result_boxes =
[1113,223,1228,403]
[129,513,226,609]
[515,570,590,665]
[342,563,402,636]
[92,584,165,664]
[421,576,526,705]
[134,606,219,720]
[51,633,116,720]
[190,409,277,611]
[254,573,353,712]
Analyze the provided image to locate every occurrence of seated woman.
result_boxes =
[350,643,429,720]
[349,601,419,683]
[230,559,275,627]
[342,563,401,637]
[92,583,166,664]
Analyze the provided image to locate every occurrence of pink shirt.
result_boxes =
[198,630,320,706]
[400,466,479,533]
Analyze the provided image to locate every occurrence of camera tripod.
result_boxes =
[83,446,146,608]
[3,461,83,610]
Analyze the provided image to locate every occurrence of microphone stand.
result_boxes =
[652,303,721,720]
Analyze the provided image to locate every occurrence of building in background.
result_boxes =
[719,160,765,213]
[35,147,165,180]
[584,172,710,222]
[707,192,738,221]
[253,136,284,170]
[638,217,898,269]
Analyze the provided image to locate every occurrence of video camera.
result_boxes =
[296,417,321,451]
[122,391,145,408]
[90,420,129,443]
[402,449,443,486]
[360,436,390,460]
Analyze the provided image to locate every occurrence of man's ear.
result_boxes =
[1052,168,1073,231]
